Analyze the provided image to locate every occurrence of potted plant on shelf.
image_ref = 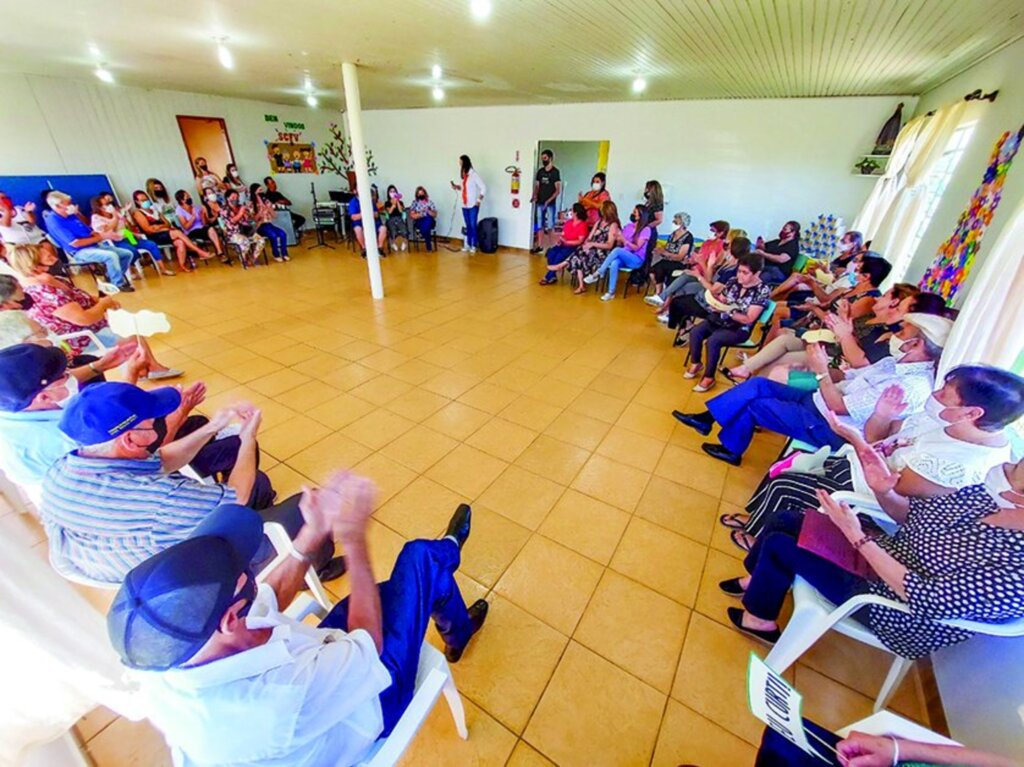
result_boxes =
[317,122,379,189]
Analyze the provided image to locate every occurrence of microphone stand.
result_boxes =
[443,185,464,252]
[308,181,334,250]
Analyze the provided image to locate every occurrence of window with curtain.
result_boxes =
[892,121,977,282]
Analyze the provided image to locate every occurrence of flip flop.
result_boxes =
[730,530,756,552]
[720,368,749,385]
[719,513,749,530]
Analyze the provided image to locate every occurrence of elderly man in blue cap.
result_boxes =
[107,473,487,767]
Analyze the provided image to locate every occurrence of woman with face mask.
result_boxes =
[248,183,290,262]
[583,204,654,301]
[449,155,486,253]
[91,194,175,277]
[577,173,610,227]
[383,184,409,252]
[129,190,211,272]
[145,178,179,228]
[193,157,225,201]
[719,380,1024,651]
[175,189,225,261]
[648,211,695,295]
[407,186,438,251]
[223,164,247,202]
[221,190,266,268]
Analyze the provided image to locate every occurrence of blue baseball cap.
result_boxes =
[58,381,181,445]
[107,504,265,671]
[0,344,68,411]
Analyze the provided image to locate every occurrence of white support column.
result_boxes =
[342,61,384,299]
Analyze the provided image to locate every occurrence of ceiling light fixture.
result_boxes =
[432,86,445,101]
[303,73,313,93]
[470,0,491,20]
[306,94,318,108]
[431,64,443,80]
[88,43,101,58]
[94,66,114,84]
[632,76,647,94]
[217,40,233,70]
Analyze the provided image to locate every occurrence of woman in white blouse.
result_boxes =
[450,155,486,253]
[723,365,1024,549]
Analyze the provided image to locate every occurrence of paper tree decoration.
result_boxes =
[919,127,1023,302]
[106,309,172,339]
[801,213,845,262]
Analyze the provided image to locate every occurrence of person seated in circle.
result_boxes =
[407,186,438,251]
[262,176,306,233]
[752,220,801,285]
[583,203,654,301]
[348,183,388,257]
[539,202,589,285]
[249,183,290,262]
[565,200,621,294]
[383,185,410,252]
[129,189,211,272]
[90,193,175,277]
[175,189,225,260]
[221,190,266,268]
[665,235,752,334]
[648,211,695,296]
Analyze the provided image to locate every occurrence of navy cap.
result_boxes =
[0,344,68,411]
[107,504,265,671]
[58,381,181,445]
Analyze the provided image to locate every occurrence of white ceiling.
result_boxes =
[2,0,1023,110]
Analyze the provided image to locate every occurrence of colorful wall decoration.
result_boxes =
[263,119,318,174]
[919,127,1023,302]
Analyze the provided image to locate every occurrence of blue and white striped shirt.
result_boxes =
[41,452,238,584]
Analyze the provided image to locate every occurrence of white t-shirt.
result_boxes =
[137,583,392,767]
[846,410,1012,495]
[813,358,935,430]
[0,206,46,245]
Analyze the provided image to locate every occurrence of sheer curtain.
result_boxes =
[0,531,141,765]
[939,194,1024,377]
[853,114,928,240]
[870,101,973,278]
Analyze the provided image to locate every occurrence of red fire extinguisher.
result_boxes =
[506,165,521,195]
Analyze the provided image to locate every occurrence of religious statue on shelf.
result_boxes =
[872,102,904,155]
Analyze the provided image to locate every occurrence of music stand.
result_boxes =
[309,182,335,250]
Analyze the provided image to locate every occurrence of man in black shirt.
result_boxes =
[754,220,801,285]
[262,176,306,234]
[530,149,561,253]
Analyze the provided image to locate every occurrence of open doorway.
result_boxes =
[531,140,609,251]
[176,115,236,181]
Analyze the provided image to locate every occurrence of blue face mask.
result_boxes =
[140,200,152,209]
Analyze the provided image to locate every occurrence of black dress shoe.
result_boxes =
[117,282,136,292]
[718,577,746,597]
[445,599,489,663]
[727,607,780,645]
[701,442,742,466]
[445,503,472,549]
[316,555,348,582]
[671,410,713,436]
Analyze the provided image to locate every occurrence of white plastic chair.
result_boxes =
[58,329,110,354]
[766,493,1024,711]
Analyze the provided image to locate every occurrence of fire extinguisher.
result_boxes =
[506,165,521,195]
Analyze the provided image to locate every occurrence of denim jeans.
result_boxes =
[534,201,556,232]
[124,238,165,264]
[257,222,289,258]
[597,246,644,292]
[319,539,473,735]
[462,206,480,247]
[414,215,435,250]
[543,244,576,280]
[70,245,132,285]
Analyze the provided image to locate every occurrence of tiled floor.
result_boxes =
[16,239,932,765]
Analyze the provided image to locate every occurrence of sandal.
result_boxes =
[719,513,749,530]
[720,368,749,385]
[538,277,557,286]
[683,365,703,380]
[730,530,756,552]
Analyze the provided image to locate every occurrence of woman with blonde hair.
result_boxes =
[565,200,621,294]
[129,190,211,272]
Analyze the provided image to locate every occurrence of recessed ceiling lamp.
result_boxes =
[217,39,233,70]
[470,0,491,20]
[632,76,647,94]
[431,64,443,80]
[94,66,114,84]
[432,86,445,101]
[88,43,101,58]
[306,94,318,108]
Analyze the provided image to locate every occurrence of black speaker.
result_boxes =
[478,217,498,253]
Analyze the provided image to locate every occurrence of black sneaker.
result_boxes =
[444,599,489,663]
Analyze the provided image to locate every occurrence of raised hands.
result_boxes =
[873,384,908,421]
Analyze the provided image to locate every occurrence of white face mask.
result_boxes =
[984,463,1023,509]
[54,375,79,408]
[888,335,909,361]
[591,182,602,192]
[103,204,116,213]
[923,394,946,420]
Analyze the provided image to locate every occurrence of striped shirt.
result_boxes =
[41,452,237,584]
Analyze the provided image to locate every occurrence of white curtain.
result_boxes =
[0,529,141,765]
[853,113,929,240]
[939,194,1024,377]
[870,101,973,277]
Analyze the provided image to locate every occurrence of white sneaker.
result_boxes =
[400,242,407,251]
[469,246,477,254]
[644,295,664,307]
[656,313,669,324]
[583,273,600,285]
[461,243,469,252]
[600,292,614,302]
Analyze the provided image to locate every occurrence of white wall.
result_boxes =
[361,95,913,249]
[540,140,602,213]
[905,37,1024,303]
[0,73,346,219]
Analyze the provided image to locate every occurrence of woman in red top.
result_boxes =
[7,243,181,379]
[577,172,610,227]
[539,203,591,285]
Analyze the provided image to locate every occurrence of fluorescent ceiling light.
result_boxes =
[470,0,491,20]
[431,64,442,80]
[94,67,114,84]
[88,43,101,58]
[432,87,445,101]
[306,94,318,107]
[304,73,313,92]
[632,77,647,94]
[217,42,233,70]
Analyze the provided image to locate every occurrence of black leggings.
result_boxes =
[668,292,710,329]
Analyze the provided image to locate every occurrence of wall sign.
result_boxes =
[264,114,279,122]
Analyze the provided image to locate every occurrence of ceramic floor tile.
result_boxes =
[264,463,310,500]
[75,705,118,742]
[574,569,691,693]
[426,443,510,499]
[286,432,374,484]
[341,408,416,450]
[465,418,540,462]
[446,595,569,734]
[588,370,644,400]
[794,665,875,733]
[486,365,543,394]
[615,401,677,441]
[258,416,333,461]
[609,517,707,606]
[710,501,749,561]
[694,548,750,628]
[635,475,720,545]
[476,465,565,531]
[85,716,172,766]
[568,388,629,424]
[538,489,629,565]
[570,454,651,512]
[651,700,757,767]
[524,377,584,409]
[458,505,532,587]
[379,424,459,472]
[655,444,729,498]
[497,395,563,432]
[272,379,342,411]
[672,613,775,745]
[524,642,665,767]
[422,370,482,399]
[304,392,376,430]
[384,387,451,422]
[350,452,419,508]
[319,362,380,391]
[513,435,590,486]
[248,367,312,397]
[542,410,611,451]
[349,374,415,406]
[388,357,445,386]
[397,696,517,767]
[506,740,556,767]
[422,401,493,441]
[457,381,521,414]
[373,476,466,540]
[595,425,666,471]
[495,535,603,635]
